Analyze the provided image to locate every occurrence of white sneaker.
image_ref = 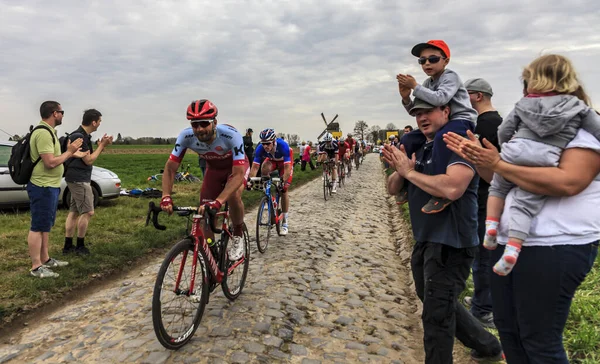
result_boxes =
[332,182,337,193]
[228,236,244,261]
[30,266,59,278]
[43,257,69,268]
[281,223,288,235]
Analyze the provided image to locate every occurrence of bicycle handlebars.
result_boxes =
[146,201,223,233]
[249,176,282,191]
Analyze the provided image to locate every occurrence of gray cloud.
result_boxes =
[1,0,600,142]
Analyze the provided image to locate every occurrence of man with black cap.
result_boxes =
[383,98,502,363]
[243,128,254,163]
[462,78,503,329]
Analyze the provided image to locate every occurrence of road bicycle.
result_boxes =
[322,159,335,200]
[146,201,250,350]
[148,164,201,183]
[345,155,352,178]
[354,152,361,170]
[250,174,284,253]
[337,157,345,188]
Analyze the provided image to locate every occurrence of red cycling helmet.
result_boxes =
[187,99,218,120]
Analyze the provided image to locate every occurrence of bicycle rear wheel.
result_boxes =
[152,238,208,350]
[256,196,271,253]
[221,223,250,300]
[338,163,344,187]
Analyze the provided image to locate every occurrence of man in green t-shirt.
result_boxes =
[27,101,87,278]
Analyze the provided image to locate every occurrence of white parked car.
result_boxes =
[0,141,121,208]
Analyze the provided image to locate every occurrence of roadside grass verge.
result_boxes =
[385,162,600,362]
[0,149,320,326]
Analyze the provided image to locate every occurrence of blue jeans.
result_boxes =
[491,241,599,363]
[471,188,493,318]
[27,182,60,232]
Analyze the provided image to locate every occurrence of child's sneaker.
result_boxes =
[421,197,452,214]
[395,189,408,205]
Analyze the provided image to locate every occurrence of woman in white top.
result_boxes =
[443,124,600,363]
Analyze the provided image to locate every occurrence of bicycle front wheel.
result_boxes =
[222,223,250,300]
[256,196,271,253]
[152,238,208,350]
[323,170,329,201]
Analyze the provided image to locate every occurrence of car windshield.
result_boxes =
[0,145,11,167]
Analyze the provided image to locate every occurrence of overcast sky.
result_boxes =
[1,0,599,142]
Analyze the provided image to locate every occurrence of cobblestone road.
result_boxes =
[0,154,425,364]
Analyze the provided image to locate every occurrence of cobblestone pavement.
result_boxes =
[0,154,425,364]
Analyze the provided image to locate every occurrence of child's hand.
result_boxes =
[399,85,411,99]
[398,74,418,89]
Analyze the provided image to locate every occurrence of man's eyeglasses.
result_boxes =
[54,110,64,115]
[190,120,213,128]
[418,56,446,65]
[261,142,273,146]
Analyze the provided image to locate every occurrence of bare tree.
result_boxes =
[353,120,369,140]
[385,122,397,130]
[288,134,300,146]
[368,125,381,143]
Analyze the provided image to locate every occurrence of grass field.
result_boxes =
[388,166,600,363]
[0,145,321,325]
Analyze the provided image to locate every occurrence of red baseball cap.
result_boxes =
[411,40,450,58]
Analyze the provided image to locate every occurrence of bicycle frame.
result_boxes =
[146,202,245,295]
[251,176,283,225]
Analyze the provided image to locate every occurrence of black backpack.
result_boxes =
[58,133,70,154]
[8,125,55,185]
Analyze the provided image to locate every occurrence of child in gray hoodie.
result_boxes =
[484,54,600,276]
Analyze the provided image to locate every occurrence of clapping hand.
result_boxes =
[382,144,416,177]
[397,74,418,90]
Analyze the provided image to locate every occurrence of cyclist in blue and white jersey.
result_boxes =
[249,128,294,235]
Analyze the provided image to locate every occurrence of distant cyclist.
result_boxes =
[160,99,248,261]
[317,133,340,193]
[249,128,293,235]
[338,135,351,175]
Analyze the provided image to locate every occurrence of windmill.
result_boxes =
[316,112,340,140]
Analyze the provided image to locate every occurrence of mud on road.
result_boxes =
[0,154,427,364]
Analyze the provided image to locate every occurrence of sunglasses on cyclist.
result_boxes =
[190,120,214,128]
[418,56,446,65]
[261,141,273,146]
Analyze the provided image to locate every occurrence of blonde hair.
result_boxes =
[522,54,591,106]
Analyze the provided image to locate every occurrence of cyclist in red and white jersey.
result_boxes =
[338,136,351,174]
[346,133,356,164]
[160,99,249,261]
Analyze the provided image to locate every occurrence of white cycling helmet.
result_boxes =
[323,133,333,142]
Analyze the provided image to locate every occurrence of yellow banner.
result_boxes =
[331,131,342,139]
[386,131,398,141]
